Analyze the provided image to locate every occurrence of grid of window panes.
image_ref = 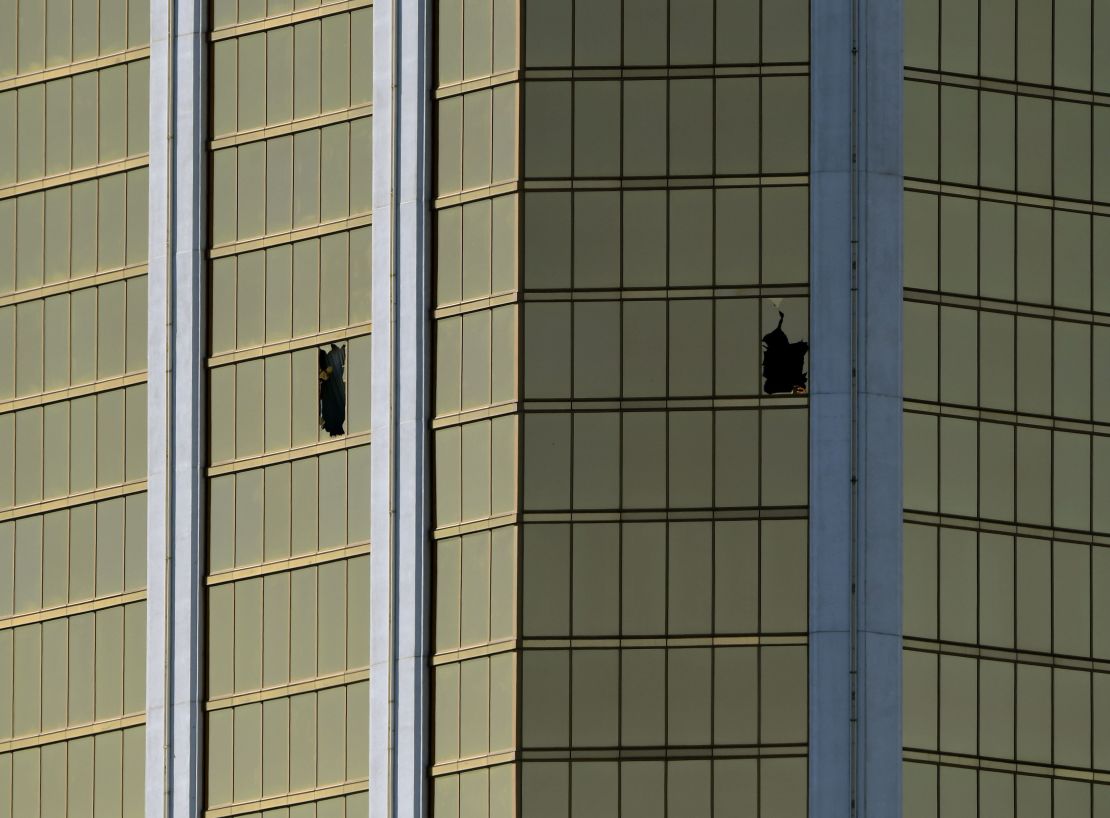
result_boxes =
[431,1,810,816]
[203,2,371,816]
[903,1,1110,814]
[0,0,150,812]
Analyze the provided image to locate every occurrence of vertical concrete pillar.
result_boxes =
[371,0,433,816]
[146,0,207,813]
[809,1,903,816]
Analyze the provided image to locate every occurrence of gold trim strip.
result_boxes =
[433,292,520,319]
[0,481,147,523]
[901,509,1110,550]
[208,214,373,259]
[203,781,370,818]
[432,640,518,666]
[431,402,518,430]
[430,752,518,777]
[435,71,521,99]
[905,288,1110,329]
[0,372,149,415]
[209,0,373,40]
[0,265,149,309]
[0,590,147,632]
[903,400,1110,439]
[210,106,372,150]
[206,542,370,587]
[904,68,1110,107]
[206,432,371,477]
[516,64,809,83]
[206,324,372,368]
[0,714,146,754]
[432,513,520,541]
[0,157,150,201]
[902,749,1110,784]
[205,670,370,712]
[0,48,151,92]
[903,179,1110,218]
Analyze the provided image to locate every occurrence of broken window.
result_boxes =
[319,343,347,436]
[762,310,809,395]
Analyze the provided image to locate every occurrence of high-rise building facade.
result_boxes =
[0,0,1106,817]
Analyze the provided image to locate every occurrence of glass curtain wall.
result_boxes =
[0,0,151,813]
[432,1,811,815]
[903,1,1110,814]
[203,1,372,816]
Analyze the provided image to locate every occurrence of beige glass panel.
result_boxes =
[14,517,42,614]
[237,143,267,241]
[716,78,759,176]
[97,388,125,486]
[320,124,351,224]
[67,735,94,818]
[762,76,808,174]
[290,566,318,680]
[0,200,14,296]
[94,606,124,720]
[262,28,294,126]
[43,187,70,284]
[70,71,97,170]
[569,524,617,637]
[619,299,667,399]
[123,726,144,817]
[235,251,266,350]
[12,624,42,735]
[939,653,977,755]
[208,584,234,697]
[321,13,352,113]
[350,116,372,215]
[15,192,44,290]
[981,0,1015,78]
[264,246,294,344]
[237,33,266,133]
[904,81,938,180]
[126,168,148,265]
[317,557,348,674]
[11,748,41,816]
[0,306,12,399]
[69,179,97,278]
[620,761,664,818]
[98,173,127,271]
[209,475,235,573]
[292,130,322,228]
[904,763,937,818]
[317,686,346,785]
[291,457,319,556]
[1017,0,1052,85]
[294,20,322,119]
[261,571,291,689]
[123,602,145,713]
[124,494,146,591]
[17,85,46,182]
[15,300,43,397]
[234,578,263,692]
[435,663,461,762]
[1055,211,1092,311]
[760,645,807,743]
[436,537,462,652]
[0,631,10,737]
[69,506,94,602]
[574,193,620,288]
[261,697,290,797]
[97,280,127,378]
[41,510,68,606]
[622,80,667,177]
[233,703,263,802]
[235,359,264,457]
[240,0,265,22]
[0,93,13,187]
[903,650,937,750]
[1055,101,1092,201]
[236,469,264,566]
[667,648,711,745]
[96,497,125,596]
[14,407,44,506]
[207,709,233,806]
[460,420,491,520]
[210,258,236,354]
[1017,96,1052,197]
[762,187,809,284]
[1015,315,1051,414]
[1016,427,1051,528]
[522,649,569,746]
[98,66,127,163]
[620,522,666,635]
[620,648,664,745]
[212,39,237,137]
[125,275,147,372]
[211,149,237,246]
[713,646,758,746]
[289,692,318,792]
[262,136,294,236]
[263,356,291,454]
[45,79,72,176]
[1016,661,1052,763]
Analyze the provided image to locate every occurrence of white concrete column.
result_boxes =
[370,0,433,816]
[809,1,903,816]
[146,0,207,813]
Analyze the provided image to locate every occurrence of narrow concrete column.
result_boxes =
[146,0,207,813]
[809,1,903,816]
[370,0,433,816]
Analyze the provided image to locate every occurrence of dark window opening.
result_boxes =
[762,311,809,395]
[319,343,347,436]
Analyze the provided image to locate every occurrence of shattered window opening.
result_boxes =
[762,310,809,395]
[319,343,348,436]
